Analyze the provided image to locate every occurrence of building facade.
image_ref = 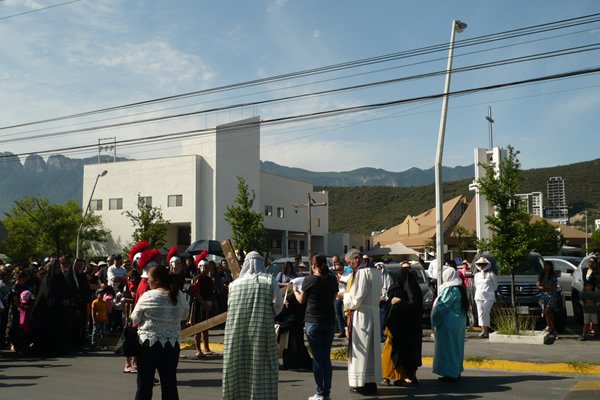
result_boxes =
[82,117,328,258]
[546,176,568,225]
[516,191,544,217]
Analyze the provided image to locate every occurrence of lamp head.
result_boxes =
[100,170,108,177]
[454,20,467,33]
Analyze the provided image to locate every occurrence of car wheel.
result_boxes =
[572,290,583,325]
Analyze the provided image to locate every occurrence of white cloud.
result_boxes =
[89,40,215,87]
[275,0,287,7]
[313,29,321,39]
[3,0,42,9]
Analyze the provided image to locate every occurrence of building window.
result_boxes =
[139,196,152,207]
[168,194,183,207]
[265,205,273,216]
[90,199,102,211]
[314,217,321,227]
[277,207,284,218]
[109,198,123,210]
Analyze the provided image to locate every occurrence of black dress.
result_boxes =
[385,267,423,379]
[276,293,312,370]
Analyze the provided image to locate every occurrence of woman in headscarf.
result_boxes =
[375,262,393,342]
[381,261,423,386]
[432,266,468,382]
[473,257,498,338]
[222,251,283,400]
[32,259,71,355]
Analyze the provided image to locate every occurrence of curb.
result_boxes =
[180,342,600,375]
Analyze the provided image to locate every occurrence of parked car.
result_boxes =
[266,256,332,278]
[570,255,596,324]
[385,263,435,325]
[473,252,568,332]
[544,256,581,299]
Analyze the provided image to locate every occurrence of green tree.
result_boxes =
[224,177,268,254]
[0,196,107,262]
[590,229,600,252]
[476,146,531,334]
[123,195,169,249]
[528,220,563,255]
[452,224,474,260]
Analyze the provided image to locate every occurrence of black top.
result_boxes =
[301,274,338,324]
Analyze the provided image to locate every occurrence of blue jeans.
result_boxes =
[334,299,346,334]
[92,322,106,346]
[136,341,180,400]
[305,322,335,397]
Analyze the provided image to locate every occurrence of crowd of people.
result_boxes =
[3,246,600,400]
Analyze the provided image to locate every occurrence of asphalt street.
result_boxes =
[1,347,599,400]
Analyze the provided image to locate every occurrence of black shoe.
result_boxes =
[350,383,377,395]
[438,376,459,383]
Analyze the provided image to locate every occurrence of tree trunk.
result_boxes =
[511,271,519,335]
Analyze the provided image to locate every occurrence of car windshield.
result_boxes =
[497,255,543,276]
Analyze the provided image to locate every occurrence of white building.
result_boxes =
[516,191,544,217]
[83,117,328,258]
[546,176,568,225]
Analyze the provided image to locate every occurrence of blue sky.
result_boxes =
[1,0,599,172]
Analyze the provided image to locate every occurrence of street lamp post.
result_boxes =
[76,170,108,259]
[585,211,589,255]
[435,19,467,287]
[293,192,327,262]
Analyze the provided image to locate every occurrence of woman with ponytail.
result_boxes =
[295,253,339,400]
[131,265,189,400]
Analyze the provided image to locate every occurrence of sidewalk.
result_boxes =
[193,327,600,375]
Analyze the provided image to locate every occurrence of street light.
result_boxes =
[435,19,467,287]
[76,170,108,259]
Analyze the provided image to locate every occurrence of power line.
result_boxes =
[2,65,598,161]
[2,11,600,130]
[2,42,598,145]
[0,0,81,21]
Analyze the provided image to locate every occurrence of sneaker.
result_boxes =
[308,395,324,400]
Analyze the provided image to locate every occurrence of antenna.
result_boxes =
[485,106,494,149]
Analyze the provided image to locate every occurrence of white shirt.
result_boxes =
[107,265,127,289]
[427,259,438,280]
[474,270,498,301]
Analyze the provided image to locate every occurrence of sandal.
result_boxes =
[203,350,216,356]
[380,378,391,386]
[194,352,206,359]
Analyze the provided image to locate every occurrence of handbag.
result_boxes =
[114,320,140,357]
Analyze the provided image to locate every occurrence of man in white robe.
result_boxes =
[341,249,383,396]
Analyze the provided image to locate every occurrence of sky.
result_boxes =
[1,0,599,173]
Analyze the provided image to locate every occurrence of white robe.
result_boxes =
[343,267,383,387]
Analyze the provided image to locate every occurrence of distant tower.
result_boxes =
[546,177,568,225]
[470,147,507,241]
[516,192,544,217]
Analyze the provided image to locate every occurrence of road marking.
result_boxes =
[570,381,600,391]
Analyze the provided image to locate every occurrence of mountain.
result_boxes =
[260,160,474,187]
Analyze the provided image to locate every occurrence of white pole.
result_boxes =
[76,170,107,259]
[435,20,466,287]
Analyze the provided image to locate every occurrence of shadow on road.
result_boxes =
[369,374,569,399]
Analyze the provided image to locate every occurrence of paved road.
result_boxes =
[1,348,598,400]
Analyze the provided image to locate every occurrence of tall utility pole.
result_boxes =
[486,106,494,149]
[293,192,326,261]
[585,210,589,254]
[434,19,467,288]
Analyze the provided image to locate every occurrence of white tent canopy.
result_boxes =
[367,241,420,257]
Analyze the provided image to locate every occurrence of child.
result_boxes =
[580,282,599,340]
[13,290,34,352]
[91,288,109,349]
[102,287,114,333]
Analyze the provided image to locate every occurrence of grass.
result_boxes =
[565,360,594,374]
[465,356,491,367]
[330,347,349,361]
[492,307,535,335]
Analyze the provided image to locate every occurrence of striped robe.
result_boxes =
[223,272,283,400]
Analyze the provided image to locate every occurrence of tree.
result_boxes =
[476,146,531,334]
[528,220,563,255]
[224,177,268,254]
[590,229,600,252]
[452,224,474,260]
[123,195,169,249]
[0,196,107,262]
